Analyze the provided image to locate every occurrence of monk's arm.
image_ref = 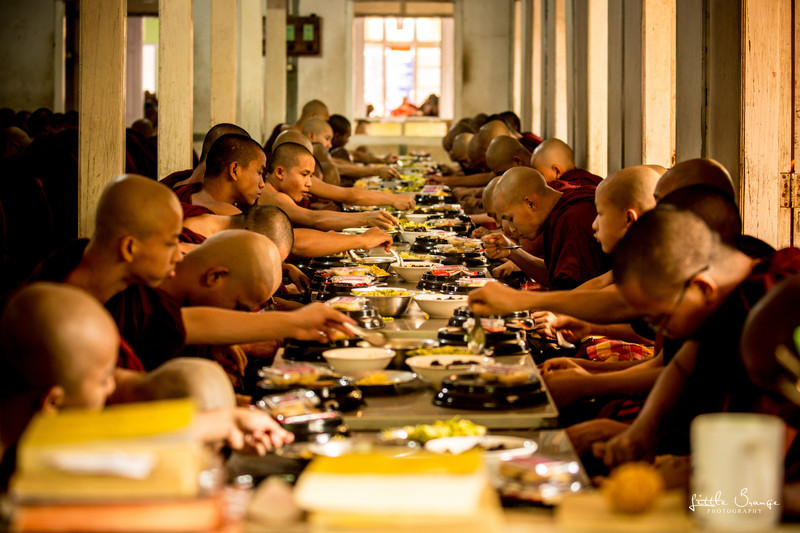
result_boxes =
[574,271,614,291]
[181,304,353,345]
[506,248,549,282]
[332,159,391,178]
[268,194,375,231]
[436,172,495,188]
[309,177,411,208]
[291,228,384,257]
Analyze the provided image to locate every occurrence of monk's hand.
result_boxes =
[481,233,516,260]
[566,419,630,458]
[539,356,585,375]
[491,260,519,278]
[376,166,401,180]
[359,227,393,252]
[283,263,311,293]
[383,154,399,164]
[391,194,416,211]
[594,422,656,469]
[364,209,399,230]
[541,368,591,408]
[471,226,491,239]
[289,303,356,342]
[229,407,294,455]
[468,282,526,316]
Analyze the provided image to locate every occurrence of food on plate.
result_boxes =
[603,462,665,514]
[355,373,392,386]
[357,288,413,297]
[325,296,366,312]
[479,365,533,386]
[429,359,477,368]
[261,364,321,387]
[400,252,434,260]
[364,264,390,277]
[330,266,371,276]
[382,417,487,443]
[447,237,482,249]
[406,345,472,356]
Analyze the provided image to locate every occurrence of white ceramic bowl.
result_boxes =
[322,347,395,374]
[403,213,432,223]
[393,262,442,283]
[405,354,495,387]
[413,293,470,318]
[424,435,538,461]
[399,230,455,244]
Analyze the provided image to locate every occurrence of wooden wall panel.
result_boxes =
[210,0,238,127]
[641,0,676,167]
[585,0,608,177]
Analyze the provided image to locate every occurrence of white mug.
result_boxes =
[691,413,785,531]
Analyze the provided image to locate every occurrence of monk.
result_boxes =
[442,118,474,156]
[329,114,397,164]
[183,205,394,259]
[531,138,603,189]
[430,120,508,190]
[30,175,356,368]
[175,134,265,215]
[653,157,733,201]
[313,141,341,186]
[0,283,293,490]
[263,99,329,154]
[302,117,333,150]
[160,123,250,190]
[485,135,532,175]
[258,142,402,230]
[450,132,473,170]
[483,166,609,289]
[595,209,800,468]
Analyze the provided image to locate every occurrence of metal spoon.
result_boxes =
[467,320,486,355]
[342,322,389,347]
[555,330,576,350]
[388,247,404,267]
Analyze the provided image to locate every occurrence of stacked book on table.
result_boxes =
[294,449,504,532]
[9,399,223,532]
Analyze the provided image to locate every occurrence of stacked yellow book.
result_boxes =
[10,399,222,532]
[294,449,504,532]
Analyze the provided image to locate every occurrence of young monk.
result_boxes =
[312,141,341,186]
[175,133,265,215]
[0,283,293,489]
[485,135,532,175]
[31,175,356,365]
[483,166,609,289]
[263,99,329,154]
[531,138,603,189]
[595,209,800,468]
[161,123,250,190]
[258,142,401,230]
[302,117,333,150]
[450,132,474,170]
[430,120,508,188]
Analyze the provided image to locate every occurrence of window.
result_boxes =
[354,16,453,119]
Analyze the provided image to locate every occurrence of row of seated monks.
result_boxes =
[1,97,800,515]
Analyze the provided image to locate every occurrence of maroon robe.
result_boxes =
[179,202,213,244]
[542,186,609,290]
[174,182,203,205]
[160,169,193,190]
[549,168,603,192]
[519,132,543,152]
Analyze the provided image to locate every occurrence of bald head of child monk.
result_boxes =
[230,205,294,260]
[591,165,660,253]
[159,230,282,312]
[451,132,473,167]
[200,123,249,163]
[486,135,533,174]
[302,117,334,150]
[531,138,575,182]
[482,175,503,220]
[272,129,314,153]
[299,99,330,123]
[203,133,266,207]
[658,184,742,245]
[443,119,474,154]
[328,114,352,150]
[740,275,800,403]
[654,158,734,202]
[612,208,755,339]
[266,142,315,203]
[493,166,561,240]
[469,119,512,169]
[79,174,183,298]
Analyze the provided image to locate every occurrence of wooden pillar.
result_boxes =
[264,0,287,139]
[553,0,568,140]
[674,0,704,162]
[740,0,789,247]
[77,0,125,238]
[641,0,676,167]
[238,0,263,140]
[158,0,193,179]
[586,0,608,177]
[531,0,543,135]
[210,0,238,127]
[606,0,623,173]
[126,17,144,127]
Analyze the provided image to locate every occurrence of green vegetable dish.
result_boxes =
[407,345,472,356]
[382,417,487,444]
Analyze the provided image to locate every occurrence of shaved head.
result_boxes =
[482,175,503,216]
[302,117,333,138]
[486,135,532,174]
[137,358,236,411]
[180,229,283,309]
[200,123,250,162]
[597,165,660,213]
[531,138,575,181]
[267,142,313,174]
[94,174,182,244]
[658,184,742,244]
[451,132,473,165]
[230,205,295,259]
[477,120,512,150]
[495,166,550,200]
[0,283,118,408]
[654,158,735,202]
[443,120,474,152]
[300,99,330,121]
[272,129,313,153]
[613,208,720,300]
[204,134,265,180]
